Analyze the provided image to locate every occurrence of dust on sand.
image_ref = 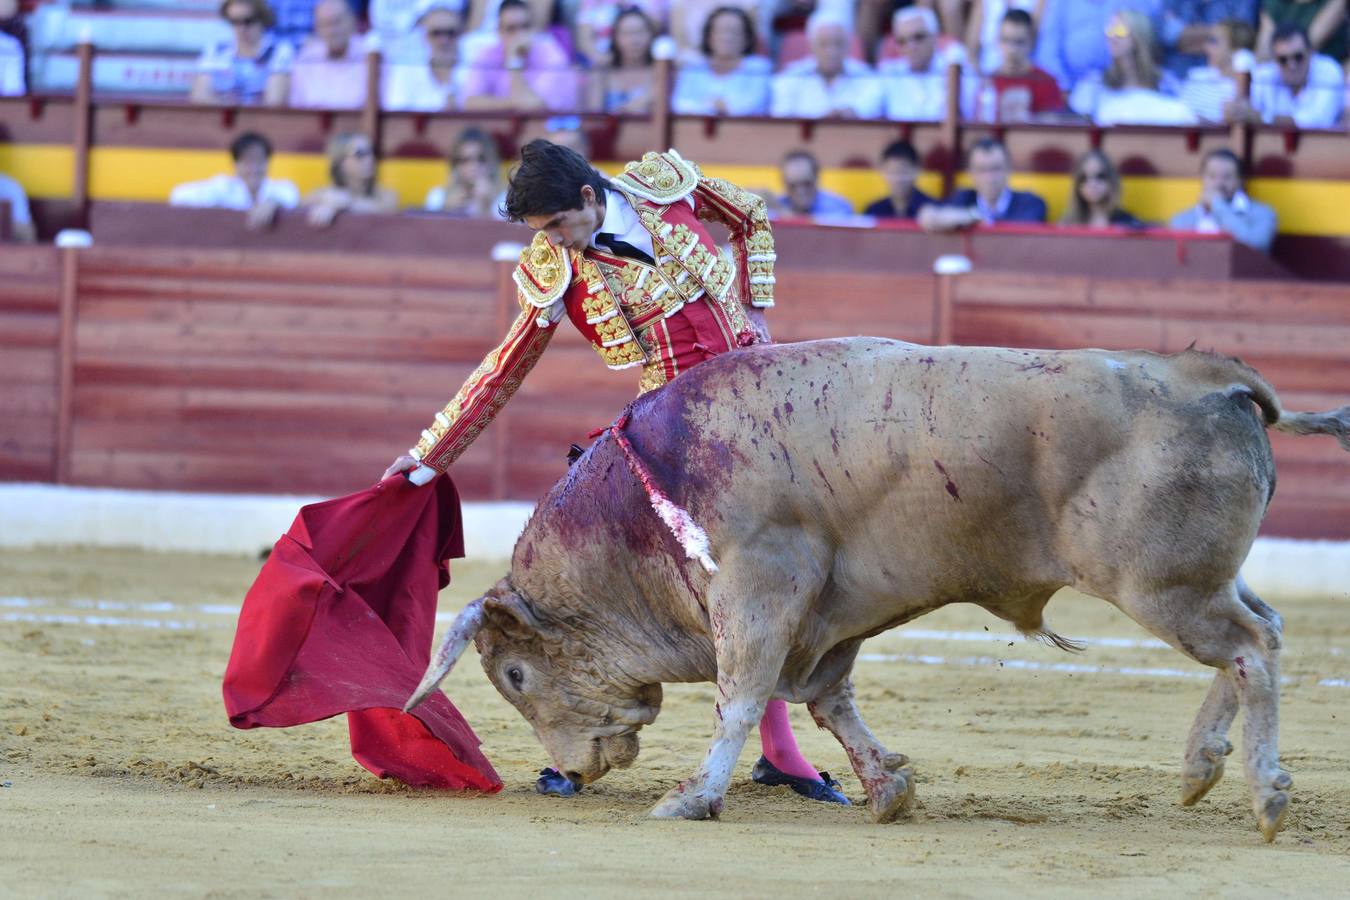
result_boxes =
[2,548,1348,898]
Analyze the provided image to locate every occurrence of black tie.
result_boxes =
[594,233,655,265]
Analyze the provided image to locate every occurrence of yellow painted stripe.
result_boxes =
[3,144,1348,237]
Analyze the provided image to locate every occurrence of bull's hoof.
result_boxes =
[650,783,723,821]
[1258,790,1289,843]
[867,767,916,824]
[1180,738,1233,807]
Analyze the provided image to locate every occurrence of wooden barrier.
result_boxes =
[1,209,1347,538]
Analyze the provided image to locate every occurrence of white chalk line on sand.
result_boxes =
[3,596,1347,689]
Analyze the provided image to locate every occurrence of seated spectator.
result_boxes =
[771,11,883,119]
[671,6,772,115]
[191,0,294,106]
[670,0,763,61]
[1069,10,1198,125]
[918,137,1047,230]
[0,169,34,242]
[965,0,1043,74]
[863,139,934,219]
[1060,150,1145,228]
[1170,149,1277,252]
[984,8,1063,120]
[585,6,659,113]
[575,0,671,65]
[772,149,855,217]
[289,0,369,109]
[1240,23,1345,125]
[169,132,300,230]
[1180,17,1258,122]
[461,0,579,112]
[304,132,400,228]
[0,0,23,97]
[425,127,508,219]
[1036,1,1163,91]
[1160,0,1259,77]
[382,4,469,111]
[368,0,435,62]
[1257,0,1347,62]
[879,7,972,121]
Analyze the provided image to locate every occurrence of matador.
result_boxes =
[386,140,847,805]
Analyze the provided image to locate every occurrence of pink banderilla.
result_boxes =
[608,412,719,574]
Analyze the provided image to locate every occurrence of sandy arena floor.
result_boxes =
[2,547,1348,898]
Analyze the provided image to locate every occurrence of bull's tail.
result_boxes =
[1270,407,1350,451]
[1190,350,1350,452]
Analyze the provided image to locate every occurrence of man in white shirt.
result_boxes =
[879,6,973,121]
[0,29,23,97]
[169,132,300,230]
[770,11,883,119]
[289,0,370,109]
[381,3,470,111]
[1240,24,1344,128]
[1169,148,1278,253]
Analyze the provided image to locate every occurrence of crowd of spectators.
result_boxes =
[1,0,1346,127]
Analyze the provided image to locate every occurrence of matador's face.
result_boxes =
[524,185,604,253]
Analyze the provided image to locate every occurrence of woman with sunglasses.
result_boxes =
[1068,10,1197,124]
[1179,18,1257,123]
[191,0,294,106]
[1060,150,1144,229]
[425,127,509,219]
[305,132,399,228]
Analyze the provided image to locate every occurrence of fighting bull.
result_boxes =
[407,337,1349,841]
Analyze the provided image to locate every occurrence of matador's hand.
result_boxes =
[383,455,437,485]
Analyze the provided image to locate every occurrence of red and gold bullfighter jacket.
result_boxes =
[409,149,777,473]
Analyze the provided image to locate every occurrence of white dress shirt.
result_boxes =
[0,33,24,97]
[380,60,470,111]
[168,174,301,210]
[1251,54,1345,129]
[589,187,693,260]
[878,44,974,121]
[770,57,884,119]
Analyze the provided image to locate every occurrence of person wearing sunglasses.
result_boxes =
[289,0,370,109]
[1034,0,1163,91]
[1059,149,1144,229]
[879,6,974,121]
[1067,10,1198,125]
[381,4,471,111]
[191,0,294,106]
[304,132,399,228]
[1257,0,1347,62]
[461,0,579,112]
[425,127,508,219]
[1241,22,1345,126]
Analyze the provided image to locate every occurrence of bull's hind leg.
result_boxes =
[1114,581,1289,841]
[807,677,915,823]
[649,536,827,821]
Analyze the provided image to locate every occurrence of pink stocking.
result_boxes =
[758,699,821,782]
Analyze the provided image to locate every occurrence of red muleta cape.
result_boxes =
[222,474,501,792]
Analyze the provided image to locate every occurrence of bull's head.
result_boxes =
[405,579,663,787]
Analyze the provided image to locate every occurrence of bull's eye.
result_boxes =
[507,666,524,690]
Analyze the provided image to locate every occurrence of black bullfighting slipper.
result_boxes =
[751,756,851,805]
[535,767,581,797]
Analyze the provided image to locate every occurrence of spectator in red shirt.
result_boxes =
[987,8,1063,120]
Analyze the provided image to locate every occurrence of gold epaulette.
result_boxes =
[611,149,700,205]
[512,232,571,310]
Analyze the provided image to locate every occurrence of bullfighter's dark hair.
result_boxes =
[503,139,609,222]
[700,6,757,59]
[880,139,918,166]
[229,131,272,161]
[1202,147,1245,180]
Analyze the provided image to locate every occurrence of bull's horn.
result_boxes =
[403,598,485,713]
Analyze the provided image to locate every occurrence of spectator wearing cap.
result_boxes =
[879,6,973,121]
[1170,148,1277,252]
[191,0,294,106]
[1257,0,1347,61]
[0,169,34,242]
[1159,0,1259,77]
[1180,18,1258,122]
[771,11,883,119]
[585,5,659,113]
[772,149,855,217]
[863,140,934,219]
[304,132,400,228]
[1068,9,1198,125]
[381,4,470,110]
[289,0,370,108]
[0,0,24,97]
[425,127,508,219]
[169,132,300,230]
[984,8,1063,119]
[1240,23,1345,126]
[918,137,1047,231]
[1035,0,1162,91]
[671,6,772,116]
[461,0,579,112]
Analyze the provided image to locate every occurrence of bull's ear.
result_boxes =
[482,590,543,639]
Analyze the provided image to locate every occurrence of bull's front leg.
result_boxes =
[807,677,915,823]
